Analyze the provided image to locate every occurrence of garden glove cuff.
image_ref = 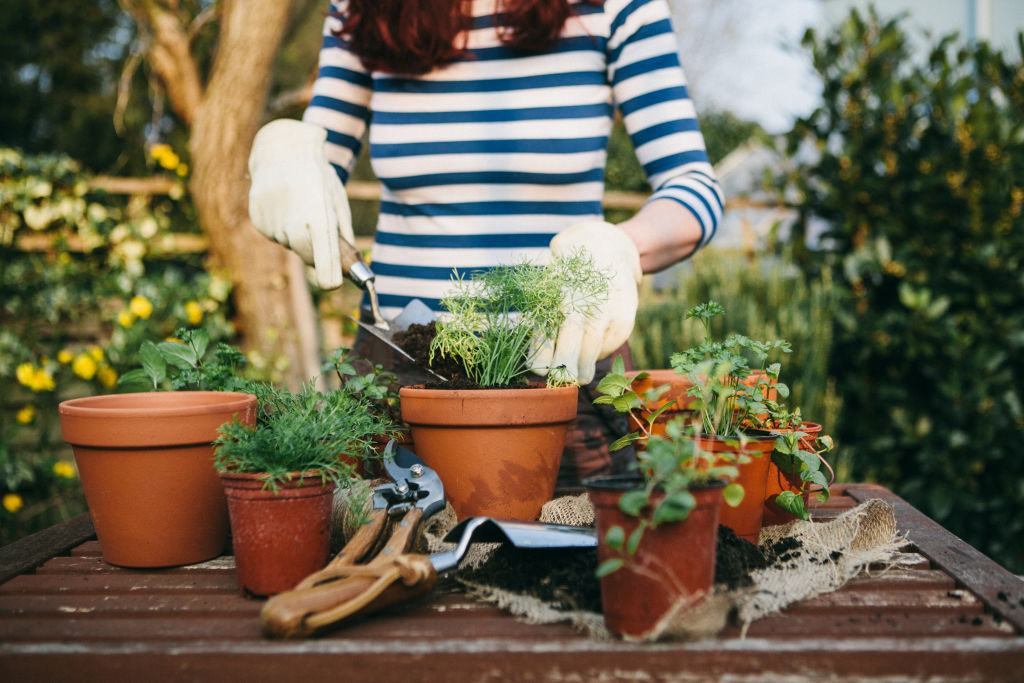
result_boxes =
[532,221,642,385]
[248,119,354,290]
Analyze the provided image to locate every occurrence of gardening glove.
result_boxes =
[532,221,642,385]
[248,119,354,290]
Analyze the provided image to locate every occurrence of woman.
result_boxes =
[249,0,722,486]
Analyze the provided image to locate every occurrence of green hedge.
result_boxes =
[776,9,1024,571]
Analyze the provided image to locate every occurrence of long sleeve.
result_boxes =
[606,0,723,253]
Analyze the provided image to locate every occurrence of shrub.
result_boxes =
[774,9,1024,571]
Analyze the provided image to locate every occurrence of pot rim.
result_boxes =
[59,390,256,419]
[399,382,577,397]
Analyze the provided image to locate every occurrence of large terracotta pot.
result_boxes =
[399,384,578,520]
[586,474,722,637]
[58,391,257,568]
[688,433,775,543]
[625,369,696,440]
[220,471,335,597]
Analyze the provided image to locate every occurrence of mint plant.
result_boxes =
[118,328,250,392]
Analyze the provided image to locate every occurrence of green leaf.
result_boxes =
[117,368,153,388]
[190,328,210,361]
[652,490,696,524]
[775,491,809,520]
[618,489,648,516]
[138,341,167,388]
[626,526,645,556]
[596,558,624,578]
[604,525,625,551]
[157,340,199,370]
[723,483,745,507]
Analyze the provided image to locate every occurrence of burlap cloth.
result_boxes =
[332,487,909,642]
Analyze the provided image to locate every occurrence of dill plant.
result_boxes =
[430,251,609,387]
[213,383,396,492]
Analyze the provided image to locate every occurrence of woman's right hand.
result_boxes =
[247,119,354,290]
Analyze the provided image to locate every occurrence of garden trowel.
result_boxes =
[338,238,445,381]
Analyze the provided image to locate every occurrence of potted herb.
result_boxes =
[745,401,836,524]
[587,357,742,637]
[58,329,258,568]
[399,252,609,520]
[667,302,792,542]
[213,382,396,597]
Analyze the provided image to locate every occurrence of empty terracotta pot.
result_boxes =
[587,474,723,637]
[688,433,775,543]
[58,391,257,568]
[399,384,577,520]
[220,471,335,598]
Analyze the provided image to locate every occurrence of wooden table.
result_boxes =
[2,484,1023,681]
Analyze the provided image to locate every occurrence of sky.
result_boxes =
[670,0,824,133]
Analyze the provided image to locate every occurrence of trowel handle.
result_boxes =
[339,237,374,289]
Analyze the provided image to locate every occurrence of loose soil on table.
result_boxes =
[457,526,799,613]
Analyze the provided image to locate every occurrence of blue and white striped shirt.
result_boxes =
[304,0,722,317]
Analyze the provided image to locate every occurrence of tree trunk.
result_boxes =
[129,0,321,388]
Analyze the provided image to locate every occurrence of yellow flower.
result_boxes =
[3,494,23,513]
[129,296,153,319]
[97,365,118,388]
[53,461,76,479]
[29,368,55,392]
[149,143,172,160]
[16,363,34,386]
[16,405,35,424]
[176,164,189,177]
[185,300,204,325]
[58,252,71,265]
[118,309,134,327]
[72,354,97,380]
[88,345,104,362]
[57,349,73,363]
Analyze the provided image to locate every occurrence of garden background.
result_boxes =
[2,3,1022,573]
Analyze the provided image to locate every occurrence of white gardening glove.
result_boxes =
[248,119,354,290]
[532,221,642,385]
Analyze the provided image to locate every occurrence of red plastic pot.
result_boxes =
[688,433,775,543]
[220,471,335,598]
[58,391,257,568]
[586,474,723,637]
[762,422,830,526]
[399,384,577,520]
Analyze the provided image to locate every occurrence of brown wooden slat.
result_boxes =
[0,573,239,594]
[0,514,94,584]
[34,556,235,575]
[784,587,984,615]
[844,568,955,591]
[0,594,261,616]
[737,611,1015,637]
[846,484,1024,633]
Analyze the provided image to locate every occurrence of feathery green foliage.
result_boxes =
[431,251,609,387]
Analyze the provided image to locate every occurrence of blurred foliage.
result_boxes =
[630,249,843,476]
[774,8,1024,571]
[0,147,237,543]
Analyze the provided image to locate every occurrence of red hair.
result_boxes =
[335,0,603,75]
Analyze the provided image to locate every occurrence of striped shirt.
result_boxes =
[304,0,722,318]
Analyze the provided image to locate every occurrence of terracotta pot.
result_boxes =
[220,471,336,597]
[58,391,257,568]
[762,422,827,526]
[688,433,774,543]
[399,384,577,520]
[586,474,722,637]
[625,370,696,443]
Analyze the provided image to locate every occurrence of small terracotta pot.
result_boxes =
[762,422,825,526]
[220,471,335,597]
[58,391,257,568]
[688,433,775,543]
[586,474,722,637]
[399,384,577,520]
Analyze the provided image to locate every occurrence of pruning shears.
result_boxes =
[260,442,446,638]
